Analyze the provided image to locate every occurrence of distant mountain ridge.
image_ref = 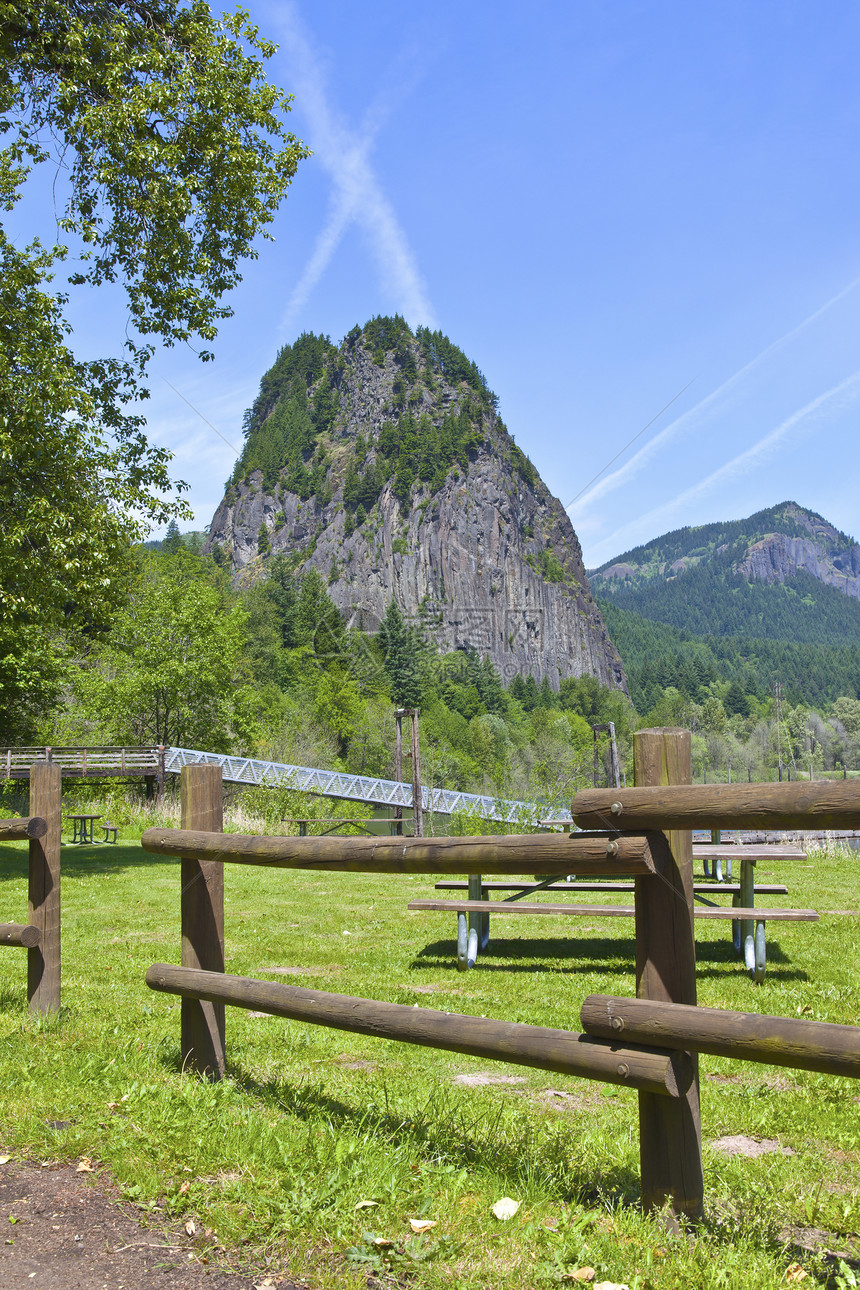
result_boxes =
[590,502,860,647]
[593,502,860,598]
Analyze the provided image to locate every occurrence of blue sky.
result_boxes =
[39,2,860,565]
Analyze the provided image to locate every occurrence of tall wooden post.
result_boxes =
[28,763,61,1014]
[180,765,225,1078]
[394,713,404,836]
[634,728,703,1226]
[608,721,621,789]
[410,709,424,838]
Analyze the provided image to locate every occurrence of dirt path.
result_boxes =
[0,1158,304,1290]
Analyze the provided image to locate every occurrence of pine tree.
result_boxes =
[378,600,421,707]
[163,519,182,555]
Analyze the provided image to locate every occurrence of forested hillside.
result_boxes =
[601,601,860,711]
[591,501,860,645]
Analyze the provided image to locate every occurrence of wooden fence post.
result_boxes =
[180,764,225,1078]
[28,763,61,1014]
[634,728,703,1226]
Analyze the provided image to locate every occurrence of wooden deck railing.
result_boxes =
[2,746,164,782]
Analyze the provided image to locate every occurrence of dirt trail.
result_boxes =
[0,1158,303,1290]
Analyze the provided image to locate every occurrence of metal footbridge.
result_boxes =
[164,746,566,827]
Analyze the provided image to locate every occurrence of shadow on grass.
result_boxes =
[0,843,175,881]
[411,933,809,981]
[211,1059,643,1206]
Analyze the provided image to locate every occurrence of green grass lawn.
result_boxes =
[0,834,858,1288]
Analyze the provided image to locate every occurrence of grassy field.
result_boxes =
[0,822,858,1288]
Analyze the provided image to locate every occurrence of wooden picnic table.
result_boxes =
[423,841,808,978]
[66,813,101,844]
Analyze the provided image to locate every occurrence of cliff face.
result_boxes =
[736,506,860,600]
[206,319,625,691]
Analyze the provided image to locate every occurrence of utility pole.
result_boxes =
[395,708,423,837]
[774,681,783,782]
[592,723,621,788]
[394,713,403,836]
[410,709,424,837]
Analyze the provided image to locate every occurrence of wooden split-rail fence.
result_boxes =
[0,763,61,1013]
[140,728,860,1228]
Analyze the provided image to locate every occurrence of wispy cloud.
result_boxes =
[276,4,436,332]
[568,273,860,521]
[587,369,860,565]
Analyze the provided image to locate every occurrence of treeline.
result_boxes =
[602,600,860,709]
[35,533,860,808]
[41,541,630,808]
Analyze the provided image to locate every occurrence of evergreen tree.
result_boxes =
[296,568,346,661]
[162,519,182,555]
[521,675,540,712]
[378,601,422,707]
[266,555,301,648]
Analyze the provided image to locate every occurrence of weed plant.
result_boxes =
[0,830,857,1287]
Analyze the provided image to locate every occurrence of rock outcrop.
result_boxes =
[206,318,625,691]
[737,506,860,600]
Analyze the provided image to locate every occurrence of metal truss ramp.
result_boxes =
[164,747,568,827]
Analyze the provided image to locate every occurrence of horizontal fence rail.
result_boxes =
[0,922,41,948]
[581,995,860,1079]
[0,817,47,842]
[572,782,860,831]
[141,827,662,875]
[146,965,688,1097]
[163,746,563,825]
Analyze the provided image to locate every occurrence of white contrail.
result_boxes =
[569,273,860,519]
[588,368,860,566]
[276,4,436,331]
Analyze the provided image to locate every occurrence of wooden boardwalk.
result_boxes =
[2,747,164,787]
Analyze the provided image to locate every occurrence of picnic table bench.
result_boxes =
[416,843,809,979]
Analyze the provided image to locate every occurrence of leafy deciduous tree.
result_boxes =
[0,0,308,736]
[74,553,252,750]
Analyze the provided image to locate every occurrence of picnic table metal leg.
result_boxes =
[457,911,478,971]
[705,828,719,880]
[468,874,489,950]
[740,858,755,963]
[732,893,741,955]
[744,920,766,983]
[754,920,766,983]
